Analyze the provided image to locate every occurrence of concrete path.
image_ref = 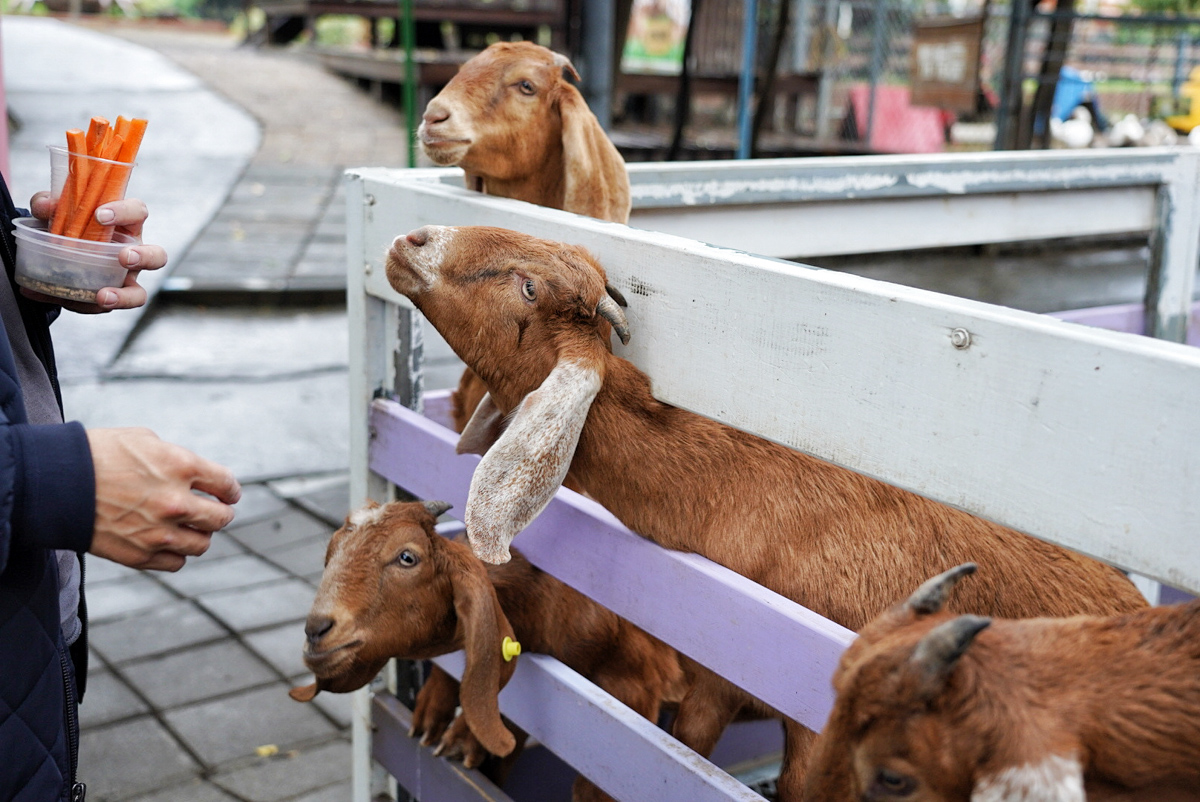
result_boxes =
[1,16,416,801]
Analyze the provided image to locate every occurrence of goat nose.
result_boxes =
[423,102,450,124]
[406,227,430,247]
[305,615,335,647]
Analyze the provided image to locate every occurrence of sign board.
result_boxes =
[620,0,691,75]
[910,16,985,113]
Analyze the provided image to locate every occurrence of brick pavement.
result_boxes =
[82,474,353,802]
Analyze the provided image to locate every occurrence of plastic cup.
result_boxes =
[12,217,133,304]
[47,144,136,243]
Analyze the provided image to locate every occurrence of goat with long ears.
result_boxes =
[384,224,1147,799]
[293,498,684,802]
[803,564,1200,802]
[419,41,631,225]
[289,499,519,757]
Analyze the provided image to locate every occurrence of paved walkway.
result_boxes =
[2,15,418,801]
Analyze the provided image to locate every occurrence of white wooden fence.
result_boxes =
[346,149,1200,802]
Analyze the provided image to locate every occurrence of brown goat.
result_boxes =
[420,41,631,225]
[803,564,1200,802]
[420,40,632,433]
[291,499,684,801]
[383,224,1149,800]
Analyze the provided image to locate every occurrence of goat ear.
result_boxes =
[905,563,977,616]
[457,392,509,456]
[465,357,601,563]
[447,549,518,757]
[908,615,991,700]
[558,85,631,223]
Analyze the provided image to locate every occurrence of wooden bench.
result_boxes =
[346,150,1200,801]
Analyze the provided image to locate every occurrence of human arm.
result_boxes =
[0,418,240,574]
[22,193,168,314]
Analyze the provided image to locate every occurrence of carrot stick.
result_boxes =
[51,129,90,236]
[78,118,146,242]
[113,115,130,141]
[85,117,109,156]
[65,130,124,240]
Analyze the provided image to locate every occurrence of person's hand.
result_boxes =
[86,428,242,572]
[25,193,169,314]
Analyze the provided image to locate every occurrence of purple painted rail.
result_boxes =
[1049,300,1200,347]
[373,695,514,802]
[369,398,855,733]
[430,652,764,802]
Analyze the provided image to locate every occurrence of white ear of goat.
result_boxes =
[463,358,602,563]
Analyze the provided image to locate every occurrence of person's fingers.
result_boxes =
[94,276,148,311]
[94,197,149,236]
[189,458,243,507]
[118,243,168,271]
[165,491,238,533]
[30,191,55,222]
[153,524,215,558]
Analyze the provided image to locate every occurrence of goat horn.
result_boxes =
[422,500,453,519]
[553,51,581,82]
[597,295,631,346]
[605,282,628,308]
[910,615,991,692]
[905,563,977,615]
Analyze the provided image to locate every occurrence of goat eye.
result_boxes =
[521,278,536,301]
[518,80,535,95]
[395,549,419,567]
[871,768,916,797]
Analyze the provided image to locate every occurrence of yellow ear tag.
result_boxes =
[502,636,522,662]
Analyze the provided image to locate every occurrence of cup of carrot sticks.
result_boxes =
[12,115,147,304]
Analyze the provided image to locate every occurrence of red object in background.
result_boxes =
[845,85,951,154]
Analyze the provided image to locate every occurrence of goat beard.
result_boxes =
[289,655,388,701]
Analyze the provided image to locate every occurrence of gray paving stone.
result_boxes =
[89,599,228,665]
[157,553,290,596]
[78,670,150,729]
[87,574,180,624]
[228,509,333,553]
[123,779,240,802]
[191,532,249,565]
[197,578,315,632]
[233,484,292,525]
[311,690,353,730]
[78,716,201,799]
[121,640,279,710]
[85,556,141,586]
[211,739,352,801]
[288,778,353,802]
[294,480,351,525]
[244,622,308,679]
[163,683,339,767]
[265,538,328,580]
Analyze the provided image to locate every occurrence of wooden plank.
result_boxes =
[372,694,516,802]
[369,399,855,729]
[430,652,767,802]
[354,171,1200,593]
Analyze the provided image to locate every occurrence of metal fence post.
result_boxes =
[995,0,1031,150]
[864,0,887,146]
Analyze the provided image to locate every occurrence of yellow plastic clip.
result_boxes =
[502,636,522,662]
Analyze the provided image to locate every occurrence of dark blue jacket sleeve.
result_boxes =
[0,419,95,573]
